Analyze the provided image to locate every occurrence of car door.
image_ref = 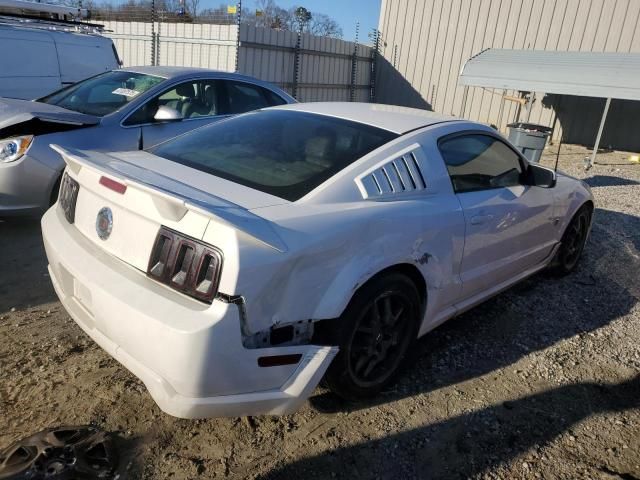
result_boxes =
[438,132,557,299]
[122,79,226,149]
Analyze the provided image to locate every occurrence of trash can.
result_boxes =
[507,123,552,163]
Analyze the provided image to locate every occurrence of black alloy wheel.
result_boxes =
[324,273,421,400]
[551,205,592,275]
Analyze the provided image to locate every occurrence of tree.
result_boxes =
[244,1,343,38]
[292,6,311,32]
[244,0,291,29]
[308,13,342,37]
[186,0,199,18]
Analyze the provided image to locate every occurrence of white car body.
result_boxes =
[41,103,593,418]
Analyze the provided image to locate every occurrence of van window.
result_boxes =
[55,39,119,85]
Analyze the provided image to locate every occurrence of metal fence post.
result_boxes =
[150,0,156,66]
[234,0,241,72]
[369,29,380,103]
[292,28,302,100]
[155,31,160,65]
[350,22,359,102]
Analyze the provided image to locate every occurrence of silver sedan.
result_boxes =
[0,66,295,216]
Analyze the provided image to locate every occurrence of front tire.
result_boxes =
[550,204,592,276]
[324,273,421,401]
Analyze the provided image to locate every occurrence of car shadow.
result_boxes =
[263,375,640,479]
[0,217,58,313]
[583,175,640,188]
[542,94,640,151]
[309,207,640,413]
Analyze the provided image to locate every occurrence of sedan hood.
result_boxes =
[0,97,100,134]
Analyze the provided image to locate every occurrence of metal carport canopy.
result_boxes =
[459,49,640,168]
[459,49,640,101]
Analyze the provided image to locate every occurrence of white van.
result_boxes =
[0,17,120,99]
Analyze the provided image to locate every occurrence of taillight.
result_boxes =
[58,172,79,224]
[147,226,223,304]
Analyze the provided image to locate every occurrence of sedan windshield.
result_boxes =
[150,109,398,201]
[38,71,164,116]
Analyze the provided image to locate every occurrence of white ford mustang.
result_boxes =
[41,103,593,418]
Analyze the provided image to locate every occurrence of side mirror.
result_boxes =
[526,163,557,188]
[154,106,183,122]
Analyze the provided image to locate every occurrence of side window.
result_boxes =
[263,88,287,107]
[124,80,219,126]
[439,134,523,193]
[219,81,272,115]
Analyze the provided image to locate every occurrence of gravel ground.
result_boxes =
[1,144,639,479]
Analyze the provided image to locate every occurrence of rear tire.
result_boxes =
[549,204,592,276]
[324,273,421,401]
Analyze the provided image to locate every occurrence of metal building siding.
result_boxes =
[377,0,640,150]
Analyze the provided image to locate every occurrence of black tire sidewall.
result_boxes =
[324,273,421,400]
[552,205,592,276]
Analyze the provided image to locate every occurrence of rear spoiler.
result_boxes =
[51,145,288,253]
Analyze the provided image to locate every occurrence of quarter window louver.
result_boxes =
[358,150,427,198]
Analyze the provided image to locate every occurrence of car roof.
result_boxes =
[122,65,223,79]
[271,102,457,134]
[119,67,290,95]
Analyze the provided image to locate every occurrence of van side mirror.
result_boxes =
[154,106,183,122]
[525,164,557,188]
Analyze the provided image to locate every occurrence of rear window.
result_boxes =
[150,110,398,201]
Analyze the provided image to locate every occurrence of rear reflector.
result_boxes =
[99,176,127,194]
[257,354,302,367]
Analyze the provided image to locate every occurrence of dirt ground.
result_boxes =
[1,144,639,479]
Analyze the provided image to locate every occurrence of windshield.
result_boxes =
[38,71,164,116]
[150,109,398,201]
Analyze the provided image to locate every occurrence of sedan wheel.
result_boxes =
[551,205,592,275]
[324,273,420,400]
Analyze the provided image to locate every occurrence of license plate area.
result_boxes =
[59,172,79,224]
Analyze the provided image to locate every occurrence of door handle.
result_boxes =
[470,214,494,225]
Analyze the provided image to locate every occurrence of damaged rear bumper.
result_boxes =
[42,206,337,418]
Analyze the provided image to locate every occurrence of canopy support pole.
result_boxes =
[460,86,469,117]
[587,97,611,170]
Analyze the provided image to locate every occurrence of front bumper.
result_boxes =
[0,154,58,216]
[42,206,337,418]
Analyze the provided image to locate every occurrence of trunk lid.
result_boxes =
[52,145,288,273]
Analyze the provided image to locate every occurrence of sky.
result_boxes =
[239,0,381,42]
